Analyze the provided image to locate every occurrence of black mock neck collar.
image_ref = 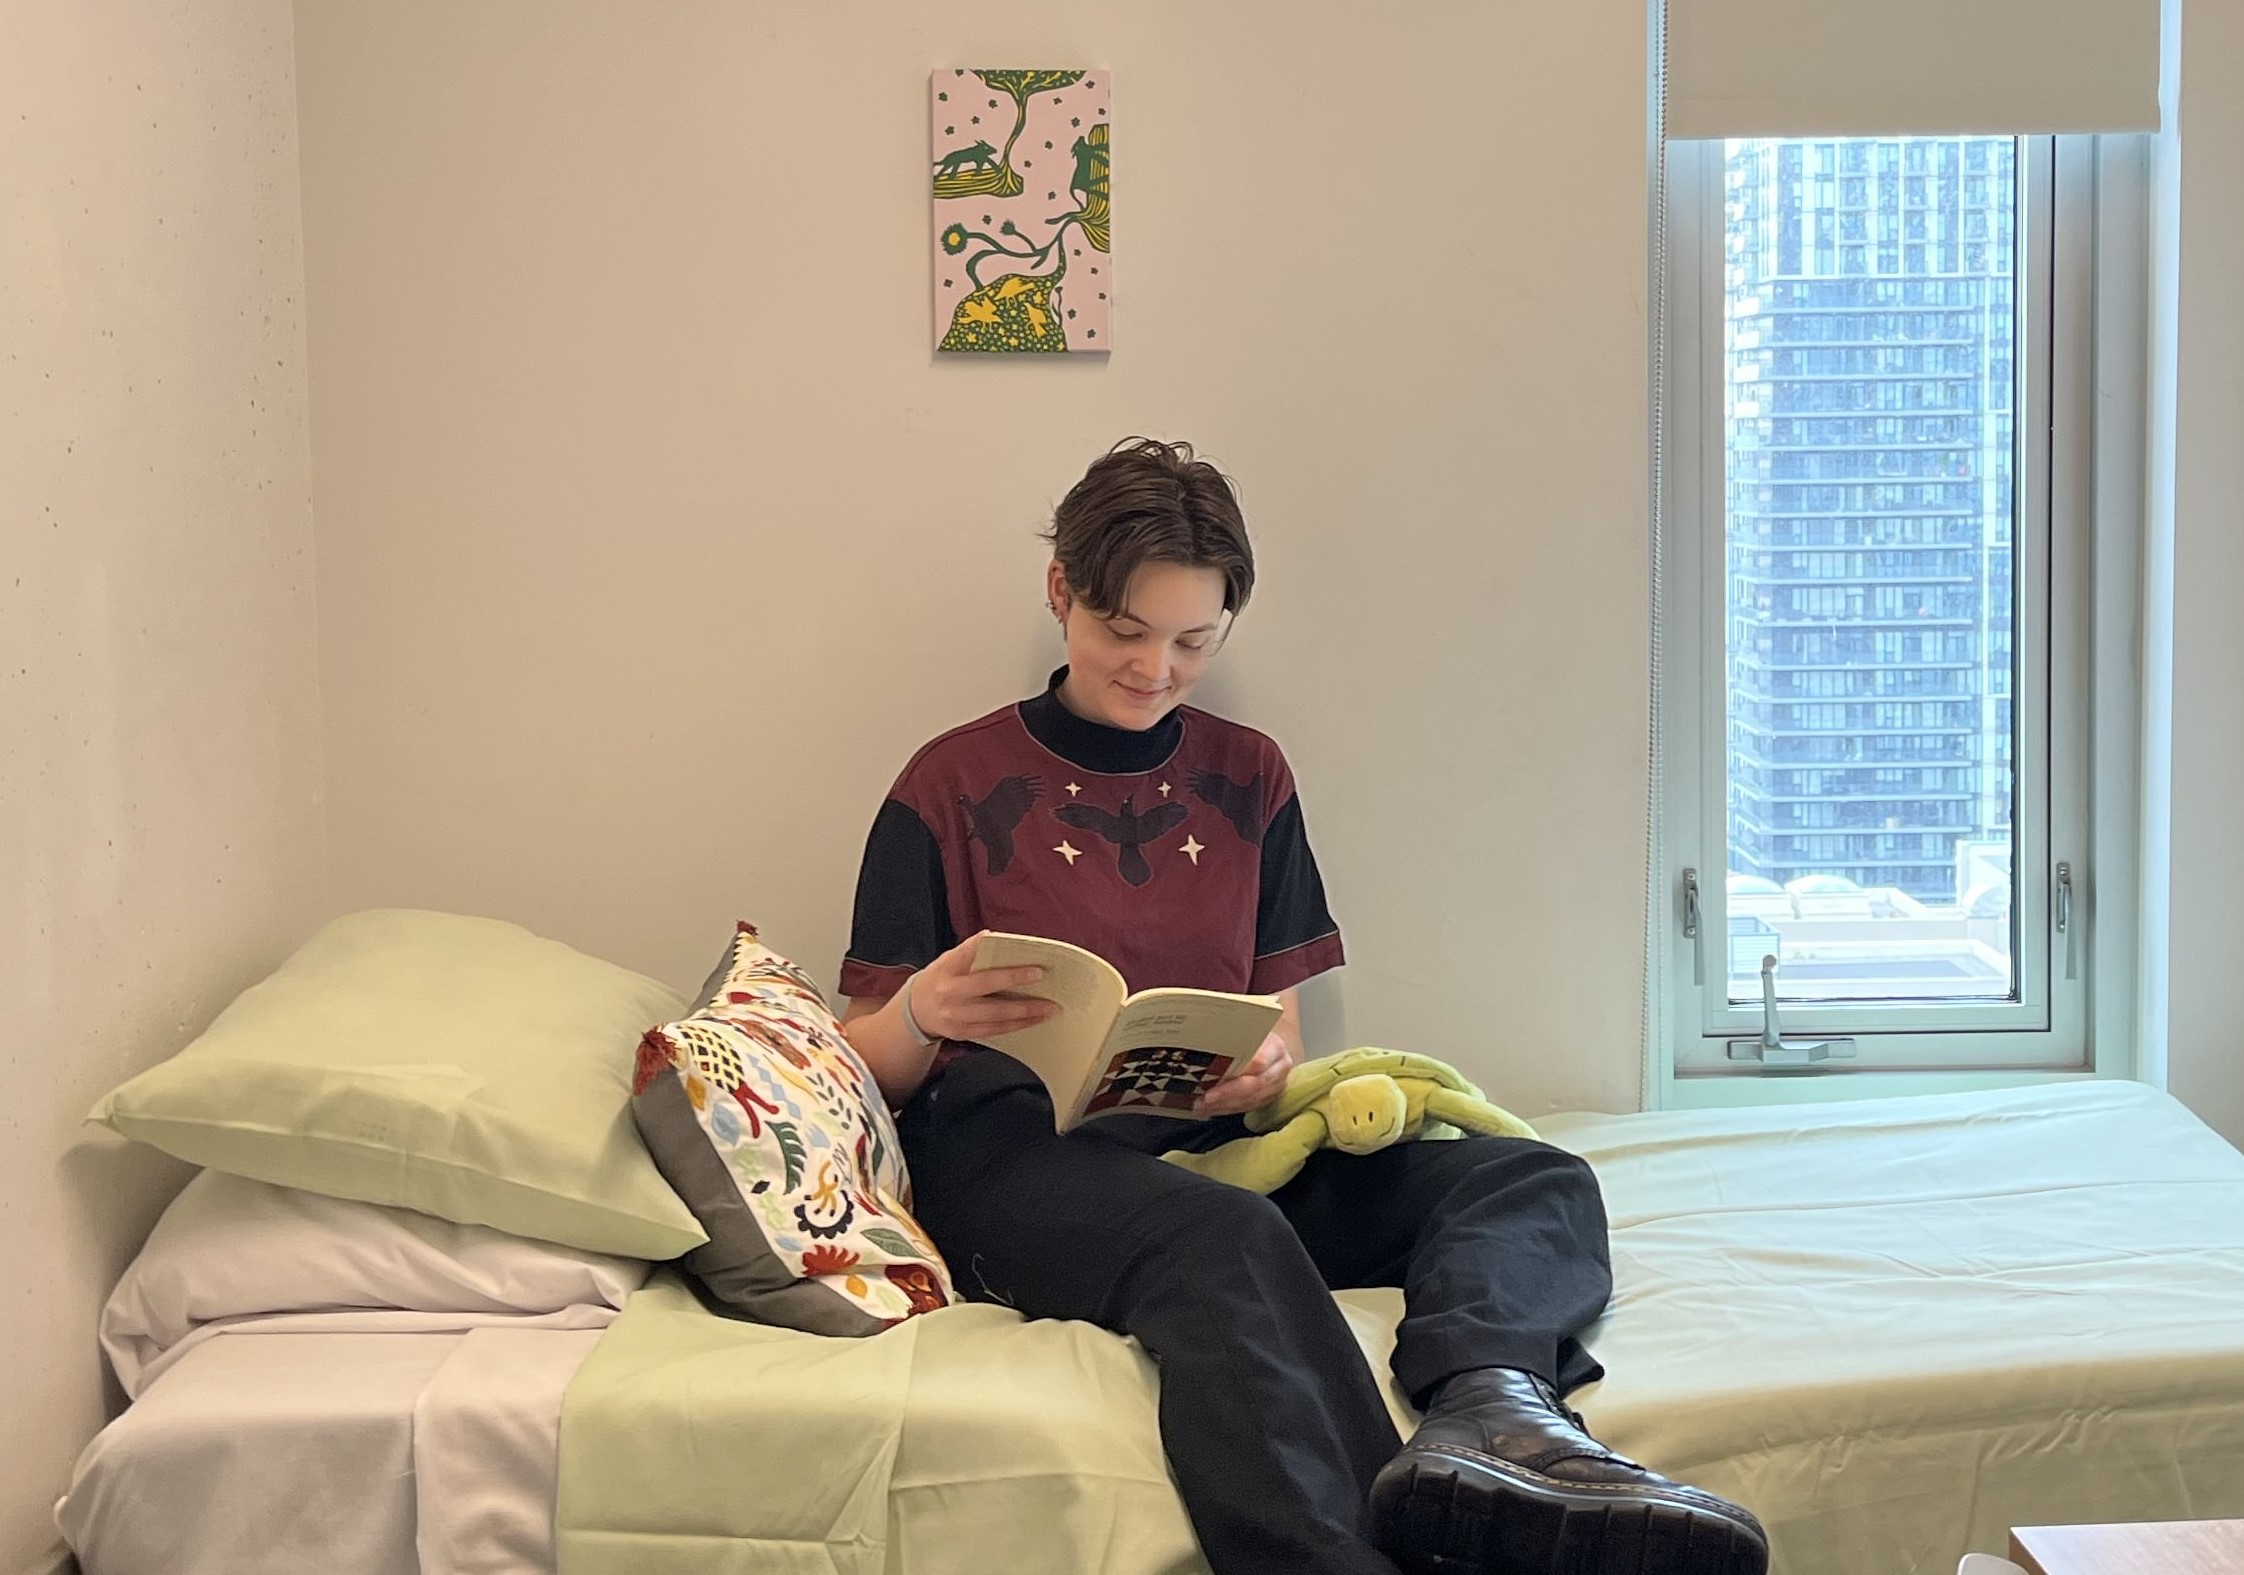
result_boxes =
[1017,667,1183,776]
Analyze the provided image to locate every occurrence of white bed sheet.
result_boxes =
[59,1326,598,1575]
[416,1328,603,1575]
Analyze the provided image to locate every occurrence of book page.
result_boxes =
[1067,990,1283,1127]
[969,933,1128,1114]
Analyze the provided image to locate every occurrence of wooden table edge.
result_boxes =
[2011,1519,2244,1574]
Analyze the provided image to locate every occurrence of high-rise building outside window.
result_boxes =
[1725,136,2018,1004]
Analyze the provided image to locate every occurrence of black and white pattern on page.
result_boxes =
[1081,1046,1233,1119]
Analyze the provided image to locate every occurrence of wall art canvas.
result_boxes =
[930,69,1110,353]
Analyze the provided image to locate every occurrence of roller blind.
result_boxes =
[1664,0,2161,139]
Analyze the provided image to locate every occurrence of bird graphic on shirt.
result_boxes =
[958,774,1042,876]
[1189,770,1268,845]
[1055,794,1190,887]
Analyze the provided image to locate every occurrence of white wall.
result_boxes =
[2157,0,2244,1147]
[295,0,1653,1119]
[0,3,324,1568]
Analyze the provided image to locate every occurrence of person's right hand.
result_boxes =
[906,932,1057,1043]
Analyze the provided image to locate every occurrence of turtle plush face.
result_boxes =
[1325,1075,1411,1155]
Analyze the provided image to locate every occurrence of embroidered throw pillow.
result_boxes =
[631,922,953,1335]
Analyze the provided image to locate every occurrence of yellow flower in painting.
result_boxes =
[940,223,969,255]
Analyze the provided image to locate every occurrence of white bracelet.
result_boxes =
[897,972,936,1047]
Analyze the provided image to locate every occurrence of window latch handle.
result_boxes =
[2054,861,2077,981]
[1681,867,1704,986]
[1727,954,1858,1067]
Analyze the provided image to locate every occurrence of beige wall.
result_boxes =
[0,5,2234,1568]
[0,0,2232,1566]
[296,1,1653,1118]
[0,2,324,1568]
[2160,0,2244,1147]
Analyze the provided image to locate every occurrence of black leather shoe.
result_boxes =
[1368,1367,1768,1575]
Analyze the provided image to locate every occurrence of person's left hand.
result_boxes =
[1195,1031,1295,1118]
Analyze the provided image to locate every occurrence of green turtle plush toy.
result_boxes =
[1163,1048,1538,1194]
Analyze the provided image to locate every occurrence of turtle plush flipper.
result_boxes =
[1164,1107,1330,1192]
[1421,1084,1538,1142]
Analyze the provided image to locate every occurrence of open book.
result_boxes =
[970,933,1283,1133]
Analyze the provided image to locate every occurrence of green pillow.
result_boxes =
[90,909,707,1260]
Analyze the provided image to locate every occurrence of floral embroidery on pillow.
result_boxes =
[634,923,953,1331]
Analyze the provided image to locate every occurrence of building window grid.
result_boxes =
[1722,136,2019,897]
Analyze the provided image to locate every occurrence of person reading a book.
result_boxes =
[836,438,1767,1575]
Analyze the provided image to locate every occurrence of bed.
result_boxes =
[59,1079,2244,1575]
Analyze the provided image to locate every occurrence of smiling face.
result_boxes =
[1041,439,1256,729]
[1049,558,1229,730]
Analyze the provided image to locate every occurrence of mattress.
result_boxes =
[58,1326,599,1575]
[1541,1080,2244,1573]
[63,1080,2244,1575]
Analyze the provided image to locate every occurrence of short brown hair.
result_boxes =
[1045,438,1255,617]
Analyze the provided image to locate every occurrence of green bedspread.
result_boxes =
[556,1272,1410,1574]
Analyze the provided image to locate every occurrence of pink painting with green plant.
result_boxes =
[930,68,1110,353]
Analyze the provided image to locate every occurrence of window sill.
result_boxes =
[1653,1063,2134,1112]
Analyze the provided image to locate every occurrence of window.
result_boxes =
[1656,135,2140,1094]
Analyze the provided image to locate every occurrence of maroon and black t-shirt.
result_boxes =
[840,670,1344,1010]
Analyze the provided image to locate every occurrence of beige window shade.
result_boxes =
[1664,0,2161,139]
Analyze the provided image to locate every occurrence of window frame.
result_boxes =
[1652,133,2145,1104]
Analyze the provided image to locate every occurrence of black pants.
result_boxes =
[896,1051,1613,1575]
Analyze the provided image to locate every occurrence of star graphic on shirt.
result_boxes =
[1054,840,1083,865]
[1064,782,1083,797]
[1179,835,1206,866]
[1158,781,1173,797]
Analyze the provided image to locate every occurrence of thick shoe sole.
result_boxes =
[1369,1449,1769,1575]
